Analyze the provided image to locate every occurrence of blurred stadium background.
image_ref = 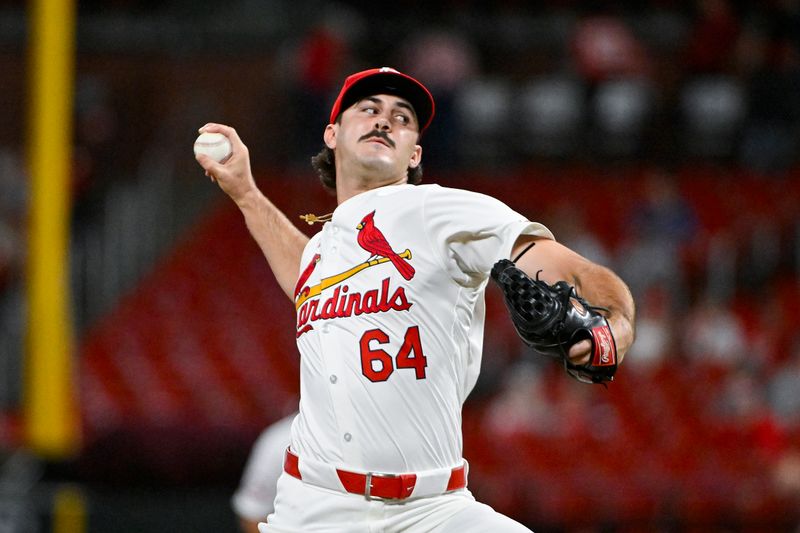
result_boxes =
[2,0,800,531]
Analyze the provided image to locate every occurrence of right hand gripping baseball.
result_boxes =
[194,123,258,206]
[490,259,618,384]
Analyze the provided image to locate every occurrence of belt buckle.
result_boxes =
[364,471,400,502]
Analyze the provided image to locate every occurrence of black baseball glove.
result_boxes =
[490,259,618,384]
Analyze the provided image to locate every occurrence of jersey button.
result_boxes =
[329,375,337,384]
[343,433,352,442]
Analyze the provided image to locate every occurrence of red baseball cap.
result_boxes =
[329,67,435,133]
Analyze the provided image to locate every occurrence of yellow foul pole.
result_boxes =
[24,0,80,457]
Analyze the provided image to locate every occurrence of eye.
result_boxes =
[395,113,410,125]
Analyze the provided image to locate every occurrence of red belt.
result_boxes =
[283,448,467,501]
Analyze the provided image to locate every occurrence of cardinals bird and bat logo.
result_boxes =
[356,210,415,281]
[294,210,416,337]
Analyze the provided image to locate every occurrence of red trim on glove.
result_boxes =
[590,325,617,367]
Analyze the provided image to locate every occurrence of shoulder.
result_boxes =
[419,184,518,213]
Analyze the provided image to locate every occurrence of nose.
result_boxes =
[374,116,391,131]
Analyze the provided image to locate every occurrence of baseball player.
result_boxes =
[232,414,296,533]
[195,67,635,532]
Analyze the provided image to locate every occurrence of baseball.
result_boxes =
[193,132,232,163]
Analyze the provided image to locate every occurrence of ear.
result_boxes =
[408,145,423,169]
[323,124,337,149]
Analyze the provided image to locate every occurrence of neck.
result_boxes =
[335,164,408,205]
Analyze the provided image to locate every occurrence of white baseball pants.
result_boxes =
[258,472,533,533]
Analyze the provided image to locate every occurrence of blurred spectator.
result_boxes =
[486,359,621,443]
[0,285,25,411]
[570,6,650,83]
[683,0,741,74]
[678,1,747,159]
[547,202,612,266]
[550,379,621,443]
[232,413,295,533]
[281,18,357,167]
[0,148,26,412]
[682,296,748,365]
[704,229,738,303]
[713,368,767,422]
[570,4,653,158]
[624,283,674,371]
[712,368,787,462]
[485,360,552,437]
[629,168,698,244]
[454,76,514,167]
[399,29,477,96]
[478,293,528,400]
[0,220,17,293]
[772,446,800,503]
[591,77,655,158]
[71,75,122,226]
[516,75,585,159]
[617,167,698,301]
[767,346,800,426]
[736,24,800,173]
[743,285,792,369]
[736,215,783,292]
[618,231,679,304]
[0,149,26,283]
[398,29,477,171]
[679,73,747,158]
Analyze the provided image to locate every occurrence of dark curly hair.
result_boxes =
[311,146,423,192]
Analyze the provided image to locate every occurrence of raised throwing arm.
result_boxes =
[194,123,309,301]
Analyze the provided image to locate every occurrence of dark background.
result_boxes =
[1,1,799,531]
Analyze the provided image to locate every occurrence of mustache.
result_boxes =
[359,130,396,148]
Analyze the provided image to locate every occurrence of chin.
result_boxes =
[358,156,400,177]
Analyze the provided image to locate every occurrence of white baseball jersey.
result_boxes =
[290,184,552,474]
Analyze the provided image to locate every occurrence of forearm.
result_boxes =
[237,189,309,301]
[571,261,636,362]
[513,237,636,362]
